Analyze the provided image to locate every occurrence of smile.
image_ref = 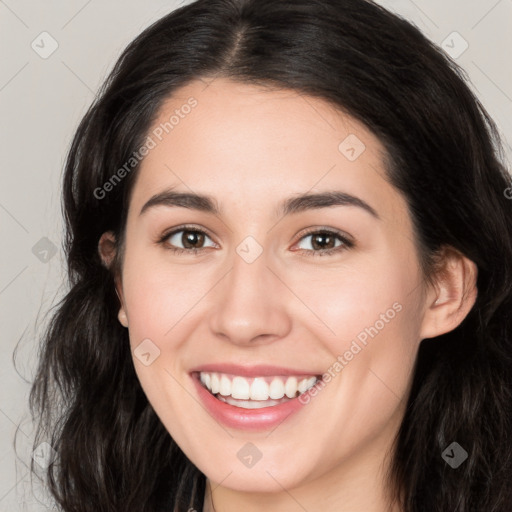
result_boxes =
[190,366,323,430]
[199,371,318,408]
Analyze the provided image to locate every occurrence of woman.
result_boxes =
[29,0,512,511]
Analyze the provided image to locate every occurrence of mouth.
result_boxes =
[190,368,323,430]
[196,371,320,409]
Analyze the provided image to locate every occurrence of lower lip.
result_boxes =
[191,373,308,431]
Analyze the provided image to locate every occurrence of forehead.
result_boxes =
[128,77,405,223]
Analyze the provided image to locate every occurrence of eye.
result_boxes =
[293,228,354,256]
[158,226,353,256]
[159,226,217,254]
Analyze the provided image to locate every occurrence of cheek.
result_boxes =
[284,249,422,348]
[282,246,424,414]
[121,249,213,342]
[316,263,422,431]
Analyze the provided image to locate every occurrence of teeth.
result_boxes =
[210,373,220,394]
[217,394,289,409]
[231,376,250,399]
[298,376,316,393]
[269,378,285,399]
[219,375,231,396]
[285,376,298,398]
[198,372,318,401]
[200,372,211,389]
[250,378,269,400]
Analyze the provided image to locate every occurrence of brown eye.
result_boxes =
[309,232,337,250]
[164,228,216,252]
[181,230,205,248]
[295,229,353,256]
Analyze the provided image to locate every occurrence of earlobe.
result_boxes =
[115,286,129,328]
[420,247,478,340]
[118,307,129,328]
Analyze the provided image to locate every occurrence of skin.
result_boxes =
[99,78,477,512]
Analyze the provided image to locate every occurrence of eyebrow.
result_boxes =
[139,189,380,219]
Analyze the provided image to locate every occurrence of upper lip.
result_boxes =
[190,363,321,378]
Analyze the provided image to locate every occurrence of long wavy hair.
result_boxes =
[26,0,512,510]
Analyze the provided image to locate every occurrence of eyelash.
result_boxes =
[295,227,354,256]
[157,224,354,257]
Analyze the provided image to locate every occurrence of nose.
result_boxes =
[207,246,292,346]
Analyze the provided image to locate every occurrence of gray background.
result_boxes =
[1,0,511,510]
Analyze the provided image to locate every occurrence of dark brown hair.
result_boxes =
[27,0,512,510]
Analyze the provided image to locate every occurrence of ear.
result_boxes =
[420,246,478,340]
[98,231,128,328]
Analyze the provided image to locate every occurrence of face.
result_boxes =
[110,78,431,496]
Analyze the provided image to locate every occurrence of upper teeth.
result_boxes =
[199,372,318,400]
